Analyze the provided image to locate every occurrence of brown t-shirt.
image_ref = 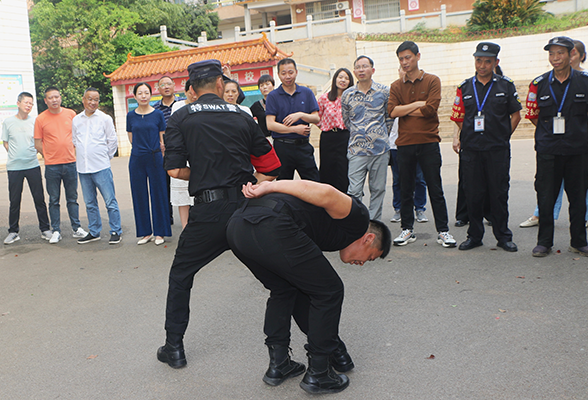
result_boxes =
[387,70,441,147]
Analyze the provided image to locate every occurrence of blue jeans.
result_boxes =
[79,168,122,237]
[45,162,81,233]
[389,149,427,211]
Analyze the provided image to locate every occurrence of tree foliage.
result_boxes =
[125,0,219,41]
[467,0,547,31]
[29,0,218,113]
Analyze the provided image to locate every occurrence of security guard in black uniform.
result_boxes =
[226,179,391,394]
[157,59,281,368]
[450,42,522,251]
[525,36,588,257]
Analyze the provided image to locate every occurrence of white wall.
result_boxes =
[0,0,37,167]
[357,25,588,87]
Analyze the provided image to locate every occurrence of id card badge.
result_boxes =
[553,113,565,134]
[474,114,485,133]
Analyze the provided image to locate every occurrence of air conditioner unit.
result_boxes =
[336,1,350,11]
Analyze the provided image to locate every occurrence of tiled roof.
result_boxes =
[105,33,291,82]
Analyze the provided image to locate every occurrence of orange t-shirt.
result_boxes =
[34,108,77,165]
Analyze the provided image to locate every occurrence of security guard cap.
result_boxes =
[544,36,574,51]
[188,59,231,82]
[473,42,500,57]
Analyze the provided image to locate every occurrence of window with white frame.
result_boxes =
[306,0,339,22]
[364,0,400,20]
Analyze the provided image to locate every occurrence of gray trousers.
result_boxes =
[347,152,389,220]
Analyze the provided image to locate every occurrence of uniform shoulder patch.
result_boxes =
[501,75,514,83]
[532,75,544,85]
[581,71,588,77]
[457,79,467,88]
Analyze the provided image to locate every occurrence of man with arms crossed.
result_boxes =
[227,179,391,394]
[388,41,456,248]
[2,92,51,244]
[266,58,320,181]
[34,87,87,243]
[341,56,393,220]
[72,88,122,244]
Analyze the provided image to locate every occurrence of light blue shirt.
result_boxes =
[1,115,39,171]
[341,81,393,156]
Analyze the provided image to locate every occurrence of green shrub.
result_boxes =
[467,0,547,31]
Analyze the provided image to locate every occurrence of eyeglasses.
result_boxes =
[159,83,173,88]
[354,65,371,71]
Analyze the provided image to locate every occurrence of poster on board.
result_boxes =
[0,74,24,127]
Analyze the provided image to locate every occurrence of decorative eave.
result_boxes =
[105,33,292,84]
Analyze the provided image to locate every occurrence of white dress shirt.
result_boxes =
[72,109,118,174]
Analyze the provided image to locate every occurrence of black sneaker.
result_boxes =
[77,233,100,244]
[109,233,122,244]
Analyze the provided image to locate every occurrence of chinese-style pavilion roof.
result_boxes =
[105,33,291,83]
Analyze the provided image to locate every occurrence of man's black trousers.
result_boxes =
[273,140,320,181]
[226,206,344,357]
[397,142,449,232]
[164,188,243,336]
[461,148,513,244]
[8,166,50,233]
[535,153,587,249]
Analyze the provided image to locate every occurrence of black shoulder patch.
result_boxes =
[457,79,467,88]
[188,103,241,114]
[532,75,544,85]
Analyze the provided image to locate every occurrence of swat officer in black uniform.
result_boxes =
[226,179,391,394]
[525,36,588,257]
[157,59,281,368]
[450,42,522,251]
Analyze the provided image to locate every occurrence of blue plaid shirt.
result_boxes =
[341,81,392,156]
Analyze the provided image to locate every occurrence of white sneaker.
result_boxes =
[41,230,52,241]
[4,232,20,244]
[49,231,62,244]
[416,210,428,223]
[393,229,416,246]
[437,231,457,248]
[73,227,88,238]
[390,210,401,223]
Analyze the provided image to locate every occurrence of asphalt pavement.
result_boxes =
[1,139,587,400]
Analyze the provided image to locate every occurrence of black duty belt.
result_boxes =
[194,186,244,204]
[273,137,309,145]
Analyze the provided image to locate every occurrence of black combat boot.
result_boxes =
[299,353,350,394]
[263,345,306,386]
[157,332,187,369]
[330,340,355,372]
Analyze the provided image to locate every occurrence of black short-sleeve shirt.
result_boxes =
[164,93,272,195]
[250,193,370,251]
[451,74,522,151]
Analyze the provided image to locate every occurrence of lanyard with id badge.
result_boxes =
[549,69,573,134]
[472,77,494,134]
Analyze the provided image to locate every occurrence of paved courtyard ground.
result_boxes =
[1,139,587,399]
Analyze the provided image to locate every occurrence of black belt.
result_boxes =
[274,137,309,145]
[194,187,240,204]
